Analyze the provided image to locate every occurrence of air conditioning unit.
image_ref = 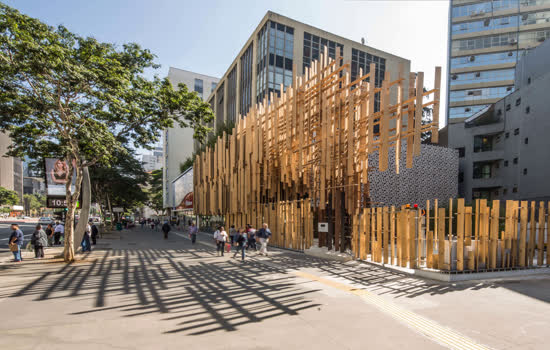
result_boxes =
[509,39,517,45]
[452,74,458,80]
[470,55,476,62]
[538,37,546,42]
[470,10,485,17]
[508,51,514,56]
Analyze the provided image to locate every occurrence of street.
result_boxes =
[0,222,38,252]
[0,227,549,350]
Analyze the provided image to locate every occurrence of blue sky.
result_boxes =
[6,0,450,146]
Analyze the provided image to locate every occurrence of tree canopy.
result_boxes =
[0,3,214,261]
[148,168,164,215]
[0,186,19,205]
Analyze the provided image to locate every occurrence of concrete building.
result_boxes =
[441,39,550,202]
[0,131,24,202]
[207,11,411,128]
[163,68,219,209]
[142,146,163,172]
[446,0,550,123]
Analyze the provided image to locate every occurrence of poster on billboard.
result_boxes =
[44,158,76,196]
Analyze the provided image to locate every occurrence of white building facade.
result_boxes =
[163,68,219,210]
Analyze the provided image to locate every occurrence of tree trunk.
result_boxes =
[106,192,113,230]
[74,167,91,251]
[63,159,84,263]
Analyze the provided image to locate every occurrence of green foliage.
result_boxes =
[90,148,149,213]
[23,193,43,214]
[0,186,19,205]
[179,157,193,174]
[195,120,235,155]
[148,168,163,214]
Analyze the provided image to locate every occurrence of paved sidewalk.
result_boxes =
[0,227,548,349]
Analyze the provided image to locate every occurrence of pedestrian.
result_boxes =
[91,220,99,245]
[45,223,54,246]
[189,222,198,244]
[161,221,171,239]
[81,221,92,252]
[140,218,145,230]
[256,223,272,256]
[155,219,160,231]
[150,219,155,230]
[176,218,180,230]
[213,226,228,256]
[232,228,248,261]
[53,222,64,245]
[229,225,238,244]
[246,224,256,251]
[9,223,24,262]
[31,224,48,258]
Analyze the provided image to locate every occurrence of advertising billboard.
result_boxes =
[44,158,76,196]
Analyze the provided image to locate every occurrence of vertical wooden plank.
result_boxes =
[376,207,382,263]
[409,209,416,269]
[438,208,446,270]
[431,66,441,143]
[413,72,424,157]
[519,200,528,267]
[489,200,499,269]
[537,202,545,266]
[390,206,395,266]
[382,207,389,264]
[457,198,465,272]
[464,206,472,268]
[528,201,536,266]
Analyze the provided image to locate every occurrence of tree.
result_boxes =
[179,157,193,174]
[148,168,164,215]
[23,193,43,215]
[0,4,213,261]
[0,186,19,205]
[90,148,149,224]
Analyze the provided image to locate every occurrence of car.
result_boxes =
[23,216,32,220]
[38,217,54,225]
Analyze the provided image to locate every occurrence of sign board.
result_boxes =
[112,207,124,213]
[46,197,80,209]
[44,158,76,196]
[12,205,24,211]
[318,222,329,233]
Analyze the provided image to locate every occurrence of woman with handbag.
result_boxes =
[213,226,228,257]
[9,223,24,262]
[30,224,48,258]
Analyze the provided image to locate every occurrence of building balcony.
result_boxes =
[471,177,502,189]
[471,149,504,162]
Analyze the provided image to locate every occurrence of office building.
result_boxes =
[207,11,411,127]
[163,68,219,209]
[141,146,163,172]
[0,131,24,203]
[441,39,550,202]
[447,0,550,123]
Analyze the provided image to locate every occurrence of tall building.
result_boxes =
[0,131,24,203]
[446,0,550,124]
[207,11,411,127]
[141,146,163,172]
[442,39,550,202]
[163,68,219,209]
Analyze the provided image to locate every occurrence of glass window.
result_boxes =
[302,31,343,73]
[474,135,494,152]
[194,78,203,94]
[449,105,490,119]
[450,69,515,86]
[452,15,518,35]
[473,162,493,179]
[211,82,217,91]
[452,32,518,53]
[450,86,514,103]
[450,51,523,70]
[452,2,492,18]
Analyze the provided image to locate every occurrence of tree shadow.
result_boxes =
[2,244,321,335]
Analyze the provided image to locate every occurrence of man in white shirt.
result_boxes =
[213,226,228,256]
[53,222,64,245]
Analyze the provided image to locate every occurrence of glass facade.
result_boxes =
[256,21,294,103]
[450,68,515,86]
[351,48,386,112]
[194,78,203,98]
[302,31,343,74]
[447,0,550,122]
[239,43,253,116]
[227,66,237,123]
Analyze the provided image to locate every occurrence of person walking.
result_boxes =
[45,223,54,247]
[53,222,64,245]
[229,225,238,245]
[161,221,171,239]
[155,219,160,231]
[9,223,24,262]
[189,222,198,244]
[246,224,257,251]
[31,224,48,258]
[91,221,99,245]
[232,228,248,261]
[81,221,92,252]
[140,219,145,230]
[213,226,228,256]
[257,223,272,256]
